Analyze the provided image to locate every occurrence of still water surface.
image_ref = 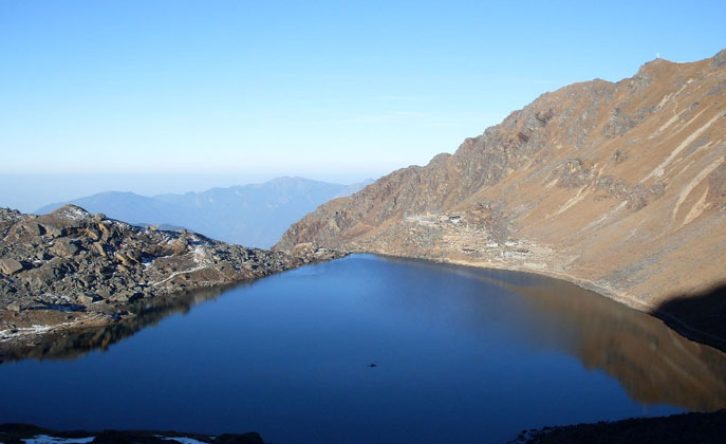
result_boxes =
[2,254,725,443]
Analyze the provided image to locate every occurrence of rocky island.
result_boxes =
[0,204,341,346]
[277,50,726,349]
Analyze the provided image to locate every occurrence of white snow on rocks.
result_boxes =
[0,325,53,341]
[56,206,91,222]
[160,437,210,444]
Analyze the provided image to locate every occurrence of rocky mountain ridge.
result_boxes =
[0,204,340,340]
[277,50,726,345]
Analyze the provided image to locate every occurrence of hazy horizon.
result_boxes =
[0,172,378,213]
[1,1,724,212]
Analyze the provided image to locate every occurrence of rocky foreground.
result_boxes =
[2,410,724,444]
[0,205,341,341]
[511,409,726,444]
[0,424,263,444]
[277,50,726,349]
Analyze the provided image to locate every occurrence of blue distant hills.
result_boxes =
[37,176,372,248]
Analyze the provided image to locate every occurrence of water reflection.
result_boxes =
[500,272,726,411]
[376,257,726,412]
[2,255,726,417]
[0,285,231,363]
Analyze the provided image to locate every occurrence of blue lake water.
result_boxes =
[1,254,725,443]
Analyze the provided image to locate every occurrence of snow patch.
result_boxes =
[0,313,106,341]
[0,324,52,340]
[161,437,210,444]
[59,206,90,221]
[192,245,207,260]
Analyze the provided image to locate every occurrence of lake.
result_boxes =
[1,254,725,443]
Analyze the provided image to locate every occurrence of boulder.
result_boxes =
[170,237,188,256]
[92,242,108,257]
[114,251,136,267]
[20,222,44,236]
[34,251,51,261]
[50,239,80,258]
[84,227,101,241]
[76,294,95,306]
[49,205,91,226]
[98,223,112,242]
[0,258,25,275]
[39,224,64,238]
[76,294,101,306]
[291,242,316,258]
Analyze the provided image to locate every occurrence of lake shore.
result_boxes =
[512,409,726,443]
[0,206,344,350]
[0,423,263,444]
[370,251,726,353]
[3,409,725,444]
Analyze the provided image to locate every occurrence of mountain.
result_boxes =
[37,177,373,248]
[277,50,726,347]
[0,205,340,344]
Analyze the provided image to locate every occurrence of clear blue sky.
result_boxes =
[0,1,724,210]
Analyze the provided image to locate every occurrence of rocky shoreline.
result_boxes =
[0,205,342,346]
[0,423,263,444]
[510,409,726,443]
[3,410,725,444]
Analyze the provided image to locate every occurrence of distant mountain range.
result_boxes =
[37,177,372,248]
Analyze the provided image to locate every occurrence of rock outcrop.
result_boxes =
[0,423,264,444]
[0,205,340,338]
[277,51,726,346]
[511,409,726,444]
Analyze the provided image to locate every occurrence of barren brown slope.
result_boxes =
[277,50,726,344]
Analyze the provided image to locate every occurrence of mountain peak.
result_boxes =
[50,204,92,221]
[277,52,726,348]
[712,48,726,68]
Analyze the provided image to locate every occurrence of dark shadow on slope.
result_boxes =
[652,282,726,353]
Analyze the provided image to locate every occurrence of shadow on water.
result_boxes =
[0,284,238,363]
[651,282,726,352]
[497,275,726,412]
[377,256,726,412]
